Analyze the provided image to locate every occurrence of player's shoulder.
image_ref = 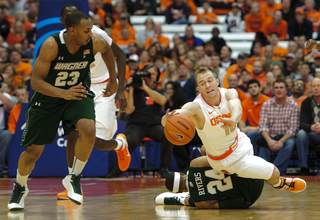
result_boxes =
[40,36,58,53]
[183,101,200,110]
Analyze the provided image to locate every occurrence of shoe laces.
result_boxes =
[286,179,296,190]
[71,175,82,195]
[9,182,24,203]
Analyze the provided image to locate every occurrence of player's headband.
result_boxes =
[172,172,181,193]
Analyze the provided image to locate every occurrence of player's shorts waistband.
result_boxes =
[207,134,238,161]
[91,78,109,84]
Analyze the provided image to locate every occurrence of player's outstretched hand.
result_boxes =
[61,82,88,100]
[162,108,177,126]
[115,89,127,112]
[305,39,318,51]
[103,82,118,97]
[217,118,236,129]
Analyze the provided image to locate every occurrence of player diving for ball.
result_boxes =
[162,67,306,193]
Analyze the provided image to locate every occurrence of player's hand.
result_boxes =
[217,118,236,130]
[61,82,88,100]
[305,39,318,51]
[103,81,118,97]
[115,89,127,112]
[161,108,177,126]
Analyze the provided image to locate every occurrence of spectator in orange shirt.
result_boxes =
[112,13,136,40]
[14,11,33,34]
[227,73,248,102]
[252,60,266,87]
[239,79,270,154]
[289,78,307,110]
[88,0,106,28]
[138,50,150,70]
[238,68,253,93]
[305,0,320,32]
[195,1,219,24]
[145,23,170,51]
[262,10,288,41]
[260,0,282,19]
[261,32,288,60]
[6,20,25,46]
[115,27,138,54]
[160,0,197,15]
[7,85,28,134]
[223,52,253,88]
[112,1,127,21]
[245,2,266,32]
[10,49,32,88]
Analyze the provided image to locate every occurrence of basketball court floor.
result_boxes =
[0,175,319,220]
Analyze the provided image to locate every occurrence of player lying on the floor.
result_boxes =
[155,156,265,209]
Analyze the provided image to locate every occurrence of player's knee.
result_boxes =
[25,146,43,162]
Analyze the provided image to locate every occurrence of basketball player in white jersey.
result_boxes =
[162,67,306,193]
[56,4,131,200]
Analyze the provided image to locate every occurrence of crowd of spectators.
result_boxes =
[2,0,320,178]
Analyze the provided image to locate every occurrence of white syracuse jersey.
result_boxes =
[194,88,239,156]
[90,25,115,84]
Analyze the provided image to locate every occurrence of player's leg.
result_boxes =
[93,93,131,171]
[57,130,78,200]
[8,104,62,211]
[8,144,45,211]
[61,98,95,205]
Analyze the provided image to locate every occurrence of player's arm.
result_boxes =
[161,102,203,128]
[225,88,243,124]
[111,40,127,111]
[92,33,118,97]
[31,37,87,100]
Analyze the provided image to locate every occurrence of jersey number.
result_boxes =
[55,71,80,86]
[224,125,236,136]
[204,170,233,195]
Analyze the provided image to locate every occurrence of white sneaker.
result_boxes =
[7,181,29,211]
[62,174,83,205]
[154,192,189,205]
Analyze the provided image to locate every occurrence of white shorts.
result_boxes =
[207,132,274,180]
[91,82,118,141]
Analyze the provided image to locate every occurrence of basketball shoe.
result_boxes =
[62,174,83,205]
[7,181,29,211]
[275,177,307,193]
[115,134,131,171]
[154,192,189,205]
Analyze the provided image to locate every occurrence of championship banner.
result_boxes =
[7,0,119,177]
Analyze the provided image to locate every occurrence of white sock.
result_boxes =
[70,158,87,176]
[16,169,29,187]
[179,197,186,205]
[273,178,282,188]
[114,139,123,151]
[68,167,72,173]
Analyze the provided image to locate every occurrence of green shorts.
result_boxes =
[21,96,95,147]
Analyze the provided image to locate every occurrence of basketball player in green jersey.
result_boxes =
[8,11,118,211]
[155,156,264,209]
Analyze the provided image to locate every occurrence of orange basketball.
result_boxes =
[164,114,195,146]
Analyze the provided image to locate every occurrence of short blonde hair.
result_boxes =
[194,67,218,86]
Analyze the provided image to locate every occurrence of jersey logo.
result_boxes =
[168,131,184,140]
[208,110,214,114]
[83,49,90,55]
[210,113,231,126]
[58,56,64,60]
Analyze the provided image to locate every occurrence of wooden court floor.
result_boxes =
[0,175,320,220]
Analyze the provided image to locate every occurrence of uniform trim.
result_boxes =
[200,89,222,108]
[207,134,238,160]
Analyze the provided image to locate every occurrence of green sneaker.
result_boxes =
[62,174,83,205]
[7,181,29,211]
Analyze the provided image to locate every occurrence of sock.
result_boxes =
[273,178,282,188]
[70,158,87,176]
[16,169,29,187]
[114,139,124,151]
[179,197,186,205]
[68,167,72,173]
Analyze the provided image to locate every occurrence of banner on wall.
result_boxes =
[7,0,118,177]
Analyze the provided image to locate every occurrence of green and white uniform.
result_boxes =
[188,167,264,209]
[21,31,95,147]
